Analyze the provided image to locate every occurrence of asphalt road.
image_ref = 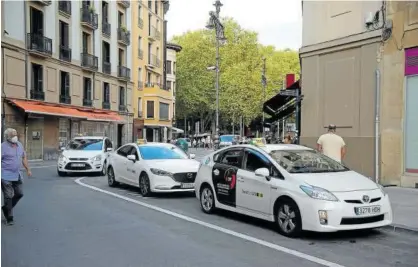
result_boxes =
[2,149,418,267]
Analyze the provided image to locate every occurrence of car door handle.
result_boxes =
[271,186,278,190]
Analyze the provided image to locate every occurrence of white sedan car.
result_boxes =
[107,143,200,196]
[195,144,392,237]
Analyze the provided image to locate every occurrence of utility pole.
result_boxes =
[261,57,267,138]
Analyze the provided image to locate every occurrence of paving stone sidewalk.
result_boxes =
[385,187,418,232]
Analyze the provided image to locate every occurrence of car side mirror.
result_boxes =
[255,168,270,180]
[60,147,66,151]
[189,153,196,159]
[106,147,113,152]
[127,155,136,162]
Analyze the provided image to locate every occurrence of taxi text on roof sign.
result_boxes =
[251,138,266,147]
[137,139,147,145]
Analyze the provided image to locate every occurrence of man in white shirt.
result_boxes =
[317,124,346,163]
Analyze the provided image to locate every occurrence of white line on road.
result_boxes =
[75,177,345,267]
[29,165,57,169]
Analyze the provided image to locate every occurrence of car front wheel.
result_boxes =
[275,199,302,238]
[139,173,152,197]
[107,167,118,187]
[200,185,215,214]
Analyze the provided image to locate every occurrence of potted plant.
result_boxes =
[88,5,95,13]
[120,25,128,33]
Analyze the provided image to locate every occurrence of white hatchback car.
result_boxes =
[195,144,392,237]
[57,136,113,176]
[107,143,200,196]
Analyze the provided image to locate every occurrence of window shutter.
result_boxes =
[405,47,418,76]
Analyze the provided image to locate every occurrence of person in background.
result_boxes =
[317,124,346,163]
[1,128,32,225]
[283,134,292,144]
[193,139,197,149]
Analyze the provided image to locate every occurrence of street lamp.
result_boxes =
[206,0,226,149]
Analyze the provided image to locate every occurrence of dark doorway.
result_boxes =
[117,124,123,148]
[146,128,153,142]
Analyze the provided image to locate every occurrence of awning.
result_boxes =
[171,127,184,133]
[263,80,301,116]
[8,99,125,122]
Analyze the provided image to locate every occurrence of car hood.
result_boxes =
[62,150,102,159]
[291,170,379,192]
[146,159,200,173]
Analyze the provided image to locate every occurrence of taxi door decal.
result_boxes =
[212,163,237,207]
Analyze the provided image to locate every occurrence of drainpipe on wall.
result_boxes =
[375,69,381,184]
[24,0,29,150]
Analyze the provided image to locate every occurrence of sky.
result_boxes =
[165,0,303,50]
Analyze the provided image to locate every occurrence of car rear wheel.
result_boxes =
[200,185,215,214]
[275,199,302,238]
[107,167,118,187]
[139,173,152,197]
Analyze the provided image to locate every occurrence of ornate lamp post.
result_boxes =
[206,0,226,149]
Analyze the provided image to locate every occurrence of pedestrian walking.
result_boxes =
[1,128,31,225]
[193,139,197,149]
[283,134,292,144]
[317,124,346,163]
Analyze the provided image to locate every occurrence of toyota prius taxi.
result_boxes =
[107,143,200,196]
[195,144,392,237]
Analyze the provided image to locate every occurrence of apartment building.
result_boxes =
[1,0,134,160]
[300,1,418,187]
[166,42,182,134]
[132,0,172,142]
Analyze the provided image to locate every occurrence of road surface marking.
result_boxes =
[29,165,57,169]
[75,177,345,267]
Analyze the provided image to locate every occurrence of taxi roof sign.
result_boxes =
[136,139,147,145]
[250,138,266,147]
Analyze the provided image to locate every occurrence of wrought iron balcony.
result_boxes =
[102,21,111,37]
[30,90,45,101]
[60,95,71,104]
[117,27,130,45]
[119,105,127,112]
[118,65,131,80]
[149,26,161,41]
[102,102,111,110]
[58,1,71,16]
[138,49,143,59]
[83,99,93,107]
[59,46,72,62]
[80,7,98,30]
[117,0,130,8]
[36,0,51,6]
[81,53,98,71]
[138,18,144,29]
[145,82,155,87]
[27,33,52,57]
[102,61,111,75]
[148,54,160,68]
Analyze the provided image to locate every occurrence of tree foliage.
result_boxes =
[172,18,300,127]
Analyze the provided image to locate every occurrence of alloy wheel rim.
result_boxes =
[278,204,296,233]
[201,188,213,211]
[140,176,148,195]
[108,169,114,185]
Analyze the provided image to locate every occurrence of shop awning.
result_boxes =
[171,127,184,133]
[8,99,125,122]
[263,80,301,117]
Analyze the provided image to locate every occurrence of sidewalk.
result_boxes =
[386,187,418,232]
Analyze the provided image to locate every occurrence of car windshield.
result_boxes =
[67,139,103,151]
[269,149,349,173]
[220,135,234,142]
[138,145,188,160]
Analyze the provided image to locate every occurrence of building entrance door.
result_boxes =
[26,118,44,160]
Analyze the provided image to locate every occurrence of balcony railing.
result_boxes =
[81,53,98,71]
[102,102,110,110]
[36,0,51,6]
[102,21,111,37]
[30,90,45,101]
[138,81,144,90]
[58,1,71,16]
[59,45,72,62]
[80,7,98,30]
[117,28,130,45]
[60,95,71,104]
[149,26,161,41]
[138,18,144,29]
[102,61,111,75]
[83,98,93,107]
[27,33,52,56]
[138,49,143,59]
[118,0,130,8]
[118,65,131,80]
[145,82,155,87]
[148,54,160,67]
[119,105,126,112]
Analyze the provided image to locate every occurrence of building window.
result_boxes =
[148,42,152,64]
[103,82,110,103]
[148,0,152,10]
[148,14,152,36]
[405,75,418,173]
[155,1,158,15]
[82,31,91,53]
[167,60,172,74]
[31,63,43,92]
[59,20,71,61]
[166,81,172,91]
[173,62,176,75]
[102,41,111,74]
[102,1,109,22]
[119,86,125,107]
[60,71,70,104]
[118,48,124,66]
[147,101,154,118]
[159,102,169,120]
[138,36,143,58]
[138,97,143,117]
[30,7,44,35]
[118,11,124,27]
[173,81,176,96]
[83,77,92,106]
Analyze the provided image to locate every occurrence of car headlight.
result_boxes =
[377,184,387,196]
[150,168,173,177]
[59,155,67,161]
[300,185,339,202]
[92,155,102,161]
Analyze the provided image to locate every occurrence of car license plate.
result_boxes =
[181,183,194,189]
[72,163,85,167]
[354,205,381,216]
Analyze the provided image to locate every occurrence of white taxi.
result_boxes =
[57,136,113,176]
[107,143,200,196]
[195,144,392,237]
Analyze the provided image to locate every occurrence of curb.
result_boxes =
[382,224,418,235]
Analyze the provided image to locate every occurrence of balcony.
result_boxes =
[102,102,111,110]
[102,61,111,75]
[81,53,98,71]
[83,99,93,107]
[117,0,130,8]
[102,21,111,37]
[27,33,52,57]
[35,0,51,6]
[118,65,131,80]
[117,27,131,46]
[60,95,71,104]
[58,1,71,17]
[138,49,143,59]
[148,54,160,68]
[119,105,127,112]
[59,46,72,62]
[138,18,144,29]
[157,82,165,89]
[138,81,144,90]
[30,90,45,101]
[80,7,98,30]
[145,82,155,87]
[149,26,161,41]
